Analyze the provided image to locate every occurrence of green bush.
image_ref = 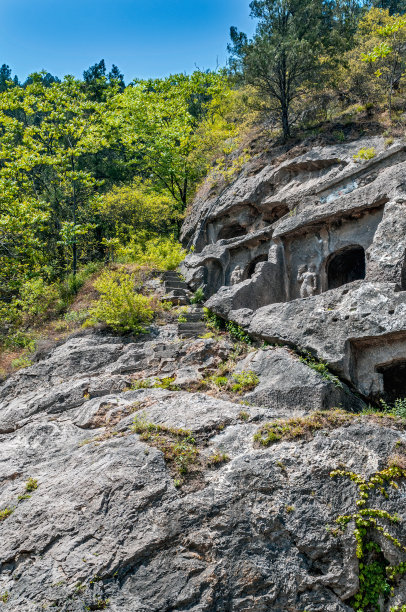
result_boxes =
[353,147,376,161]
[190,287,205,304]
[381,397,406,419]
[117,236,186,271]
[231,370,259,394]
[86,270,156,333]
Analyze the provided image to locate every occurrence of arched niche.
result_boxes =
[326,245,366,290]
[217,225,247,241]
[376,360,406,403]
[245,254,268,279]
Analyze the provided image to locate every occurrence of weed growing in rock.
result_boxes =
[285,505,295,513]
[381,397,406,419]
[190,288,205,304]
[17,494,31,501]
[254,410,354,446]
[353,147,376,161]
[85,598,110,611]
[0,507,13,521]
[231,370,259,394]
[238,410,250,421]
[131,414,199,478]
[25,477,38,492]
[206,370,259,395]
[153,377,180,391]
[225,321,251,344]
[1,592,9,603]
[208,452,230,467]
[203,308,224,331]
[299,352,342,387]
[331,465,406,610]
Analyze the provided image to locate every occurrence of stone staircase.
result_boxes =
[162,271,191,306]
[162,272,207,338]
[177,307,207,339]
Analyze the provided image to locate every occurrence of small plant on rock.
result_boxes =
[231,370,259,394]
[190,288,205,304]
[0,507,13,521]
[353,147,376,161]
[25,478,38,492]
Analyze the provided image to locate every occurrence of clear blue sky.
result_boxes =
[0,0,256,83]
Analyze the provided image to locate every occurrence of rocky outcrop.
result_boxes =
[0,325,405,611]
[182,135,406,403]
[2,134,406,611]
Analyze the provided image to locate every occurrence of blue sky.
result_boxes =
[0,0,256,83]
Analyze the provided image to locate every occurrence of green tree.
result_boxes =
[228,0,344,139]
[0,74,109,276]
[115,71,235,206]
[361,10,406,116]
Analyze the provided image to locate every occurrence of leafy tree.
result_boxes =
[228,0,349,139]
[371,0,406,16]
[361,10,406,116]
[115,71,237,206]
[0,75,109,277]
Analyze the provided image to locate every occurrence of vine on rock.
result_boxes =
[331,466,406,611]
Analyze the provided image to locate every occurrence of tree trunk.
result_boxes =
[281,103,290,141]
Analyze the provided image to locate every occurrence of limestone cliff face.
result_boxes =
[0,136,406,611]
[182,135,406,403]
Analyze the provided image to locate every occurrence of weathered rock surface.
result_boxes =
[183,135,406,402]
[2,135,406,611]
[0,324,405,611]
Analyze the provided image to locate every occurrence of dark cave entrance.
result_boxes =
[246,254,268,279]
[377,360,406,403]
[217,225,246,241]
[327,246,366,290]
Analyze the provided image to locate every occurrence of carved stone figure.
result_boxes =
[230,265,244,285]
[298,264,317,298]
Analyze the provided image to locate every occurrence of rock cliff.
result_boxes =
[1,135,406,611]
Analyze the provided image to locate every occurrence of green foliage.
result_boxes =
[299,352,343,387]
[381,397,406,419]
[208,452,230,467]
[225,321,252,344]
[153,377,180,391]
[0,591,9,603]
[353,147,377,161]
[131,414,198,478]
[231,370,259,394]
[331,465,406,610]
[0,507,13,521]
[203,308,224,331]
[117,236,186,271]
[25,477,38,492]
[254,410,354,446]
[190,288,205,304]
[238,410,250,421]
[86,270,155,333]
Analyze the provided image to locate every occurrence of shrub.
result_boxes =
[381,397,406,419]
[86,270,155,333]
[25,477,38,492]
[231,370,259,394]
[117,236,186,271]
[353,147,376,161]
[190,288,205,304]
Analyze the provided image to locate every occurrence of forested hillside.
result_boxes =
[0,0,405,374]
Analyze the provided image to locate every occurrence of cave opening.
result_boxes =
[377,360,406,403]
[327,245,366,290]
[217,225,247,241]
[246,254,268,279]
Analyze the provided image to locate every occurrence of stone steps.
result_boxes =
[162,271,191,306]
[178,308,207,339]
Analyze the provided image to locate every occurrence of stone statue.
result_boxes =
[298,264,317,298]
[230,265,244,285]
